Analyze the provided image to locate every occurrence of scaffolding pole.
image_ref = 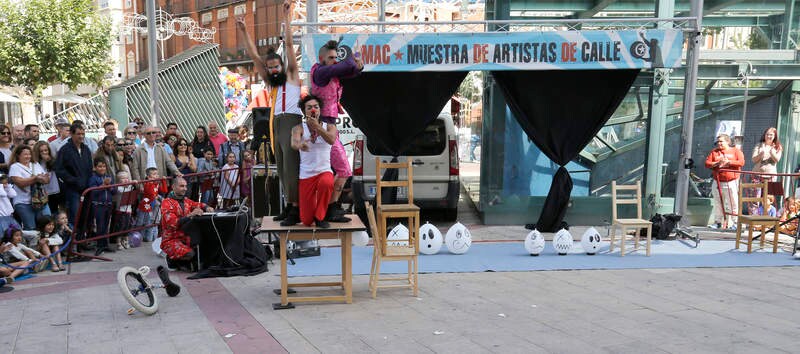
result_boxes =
[675,0,704,225]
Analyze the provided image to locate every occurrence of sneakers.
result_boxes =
[33,259,49,273]
[708,222,722,229]
[729,224,737,231]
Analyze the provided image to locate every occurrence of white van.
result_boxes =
[351,112,460,220]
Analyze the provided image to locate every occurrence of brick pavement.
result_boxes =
[1,226,798,354]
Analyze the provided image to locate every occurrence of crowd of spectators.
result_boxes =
[1,117,252,289]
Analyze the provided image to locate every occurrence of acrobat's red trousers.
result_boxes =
[298,172,334,226]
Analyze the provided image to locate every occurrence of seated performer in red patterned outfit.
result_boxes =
[160,177,214,264]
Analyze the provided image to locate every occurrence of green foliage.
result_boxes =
[458,71,482,100]
[0,0,114,95]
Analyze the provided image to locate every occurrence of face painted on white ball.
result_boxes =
[388,223,410,246]
[445,222,472,254]
[524,229,545,256]
[580,227,603,255]
[419,222,443,255]
[553,228,573,255]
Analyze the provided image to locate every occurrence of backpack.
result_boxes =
[649,213,682,240]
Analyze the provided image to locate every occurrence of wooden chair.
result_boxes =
[369,157,420,298]
[366,201,419,298]
[736,180,780,253]
[610,180,652,256]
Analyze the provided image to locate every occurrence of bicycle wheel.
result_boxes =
[117,266,159,315]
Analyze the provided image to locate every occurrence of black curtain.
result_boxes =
[491,69,640,232]
[340,71,467,156]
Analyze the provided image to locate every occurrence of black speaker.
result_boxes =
[252,107,270,138]
[250,107,274,164]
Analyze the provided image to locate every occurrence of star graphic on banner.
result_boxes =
[393,50,403,61]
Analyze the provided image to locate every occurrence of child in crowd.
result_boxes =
[1,227,47,272]
[220,151,240,208]
[1,241,30,287]
[241,150,254,202]
[88,158,116,256]
[112,171,136,249]
[196,149,218,206]
[779,197,799,235]
[765,195,777,217]
[55,211,73,244]
[36,216,63,272]
[137,167,168,242]
[0,174,18,231]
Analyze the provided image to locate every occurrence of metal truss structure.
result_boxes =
[293,0,486,33]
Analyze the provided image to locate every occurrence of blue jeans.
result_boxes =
[136,204,159,242]
[93,204,112,249]
[14,203,51,230]
[65,190,81,226]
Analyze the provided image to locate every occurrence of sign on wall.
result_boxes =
[302,30,684,72]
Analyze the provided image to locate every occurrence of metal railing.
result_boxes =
[68,166,251,271]
[40,93,109,134]
[290,17,700,34]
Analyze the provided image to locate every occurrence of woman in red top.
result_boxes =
[704,134,744,229]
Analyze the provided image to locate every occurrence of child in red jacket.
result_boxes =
[136,167,168,242]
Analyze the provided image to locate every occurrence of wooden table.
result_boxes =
[260,216,366,309]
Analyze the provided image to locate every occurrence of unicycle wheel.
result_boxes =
[117,266,159,315]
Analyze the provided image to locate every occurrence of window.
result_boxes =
[201,12,213,25]
[218,8,228,20]
[125,0,132,9]
[234,4,246,16]
[99,0,109,9]
[126,32,134,44]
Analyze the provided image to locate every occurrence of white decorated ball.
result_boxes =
[524,229,545,256]
[352,231,369,247]
[445,222,472,254]
[580,227,602,255]
[419,222,443,255]
[388,223,410,246]
[553,228,573,255]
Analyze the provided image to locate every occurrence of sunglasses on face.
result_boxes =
[0,132,9,135]
[178,143,188,146]
[126,131,136,135]
[145,132,157,135]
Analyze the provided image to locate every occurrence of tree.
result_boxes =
[0,0,113,95]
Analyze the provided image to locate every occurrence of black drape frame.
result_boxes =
[341,72,467,203]
[491,69,641,232]
[340,71,468,157]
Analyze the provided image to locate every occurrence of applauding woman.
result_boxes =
[752,127,782,182]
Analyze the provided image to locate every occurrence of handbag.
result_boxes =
[30,182,49,209]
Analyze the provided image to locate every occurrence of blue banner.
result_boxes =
[302,30,684,72]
